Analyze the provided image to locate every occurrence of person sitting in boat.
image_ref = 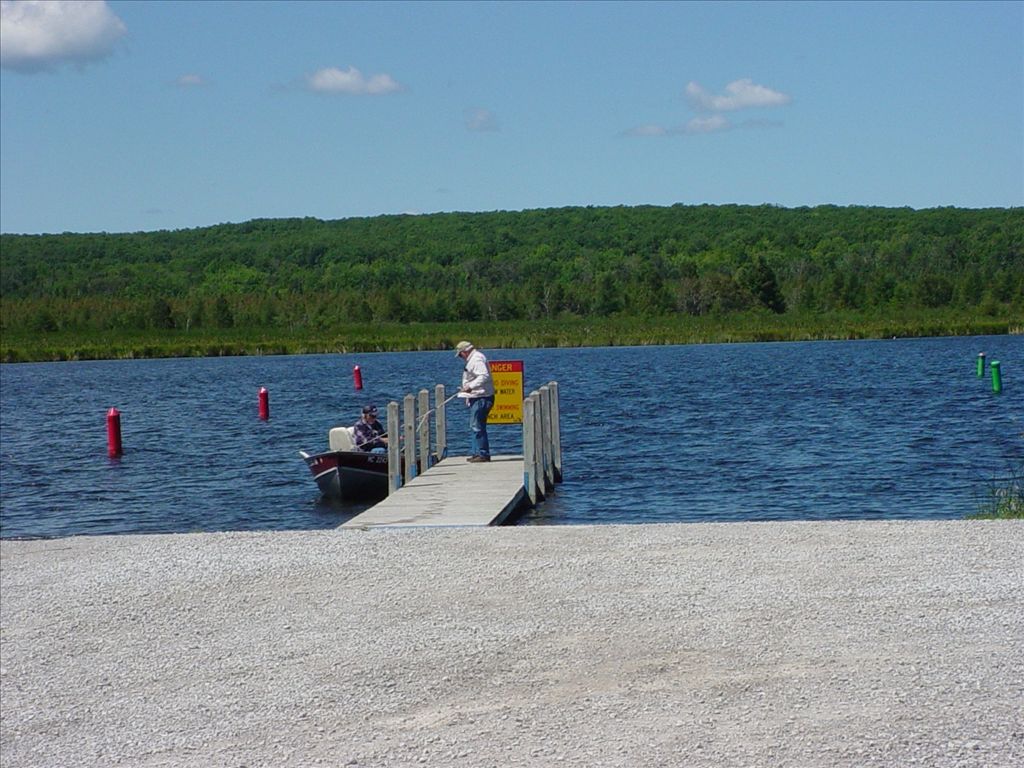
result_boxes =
[353,404,388,452]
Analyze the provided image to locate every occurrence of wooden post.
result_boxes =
[523,395,538,505]
[539,385,555,491]
[403,394,416,483]
[536,386,549,491]
[531,390,544,501]
[387,401,401,495]
[418,389,430,475]
[435,384,447,460]
[549,380,562,482]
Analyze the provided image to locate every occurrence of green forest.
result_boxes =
[1,204,1021,361]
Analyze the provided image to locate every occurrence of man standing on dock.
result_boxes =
[455,341,494,463]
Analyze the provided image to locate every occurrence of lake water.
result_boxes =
[1,336,1020,538]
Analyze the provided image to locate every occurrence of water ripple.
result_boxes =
[2,336,1021,537]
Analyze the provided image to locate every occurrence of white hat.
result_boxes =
[455,340,474,356]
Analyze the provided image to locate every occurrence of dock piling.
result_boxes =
[534,391,544,498]
[523,396,538,505]
[539,385,555,492]
[435,384,447,459]
[387,401,401,495]
[550,381,563,481]
[418,389,430,476]
[403,395,416,482]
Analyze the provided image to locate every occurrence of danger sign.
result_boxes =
[488,360,524,424]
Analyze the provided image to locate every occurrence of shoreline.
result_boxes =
[2,315,1018,364]
[2,519,1021,767]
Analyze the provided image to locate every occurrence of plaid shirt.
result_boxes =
[353,418,386,451]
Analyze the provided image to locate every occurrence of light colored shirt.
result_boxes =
[461,349,494,397]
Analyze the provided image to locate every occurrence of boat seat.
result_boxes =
[329,426,357,452]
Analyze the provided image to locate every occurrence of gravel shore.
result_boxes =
[2,520,1021,768]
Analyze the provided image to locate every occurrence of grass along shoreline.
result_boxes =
[967,468,1024,520]
[2,310,1020,363]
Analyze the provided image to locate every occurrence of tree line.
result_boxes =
[1,204,1021,335]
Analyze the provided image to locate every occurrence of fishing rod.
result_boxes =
[416,390,463,432]
[355,390,464,448]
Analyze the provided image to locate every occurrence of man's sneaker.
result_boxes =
[467,455,491,463]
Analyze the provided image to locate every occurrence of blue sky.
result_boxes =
[1,0,1021,235]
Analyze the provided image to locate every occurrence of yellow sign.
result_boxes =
[488,360,524,424]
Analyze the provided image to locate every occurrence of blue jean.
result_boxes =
[468,396,494,457]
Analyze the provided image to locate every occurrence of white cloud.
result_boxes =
[465,107,498,132]
[305,66,401,95]
[0,0,126,73]
[685,78,791,112]
[175,73,207,88]
[684,114,730,134]
[628,115,790,137]
[623,115,731,137]
[624,77,790,138]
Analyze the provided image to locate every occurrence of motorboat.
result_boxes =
[300,426,395,501]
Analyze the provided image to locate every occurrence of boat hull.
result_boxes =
[303,450,393,501]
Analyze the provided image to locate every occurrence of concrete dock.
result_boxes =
[360,379,560,527]
[343,455,527,527]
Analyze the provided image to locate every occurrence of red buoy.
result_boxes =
[258,387,270,420]
[353,365,363,390]
[107,407,123,458]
